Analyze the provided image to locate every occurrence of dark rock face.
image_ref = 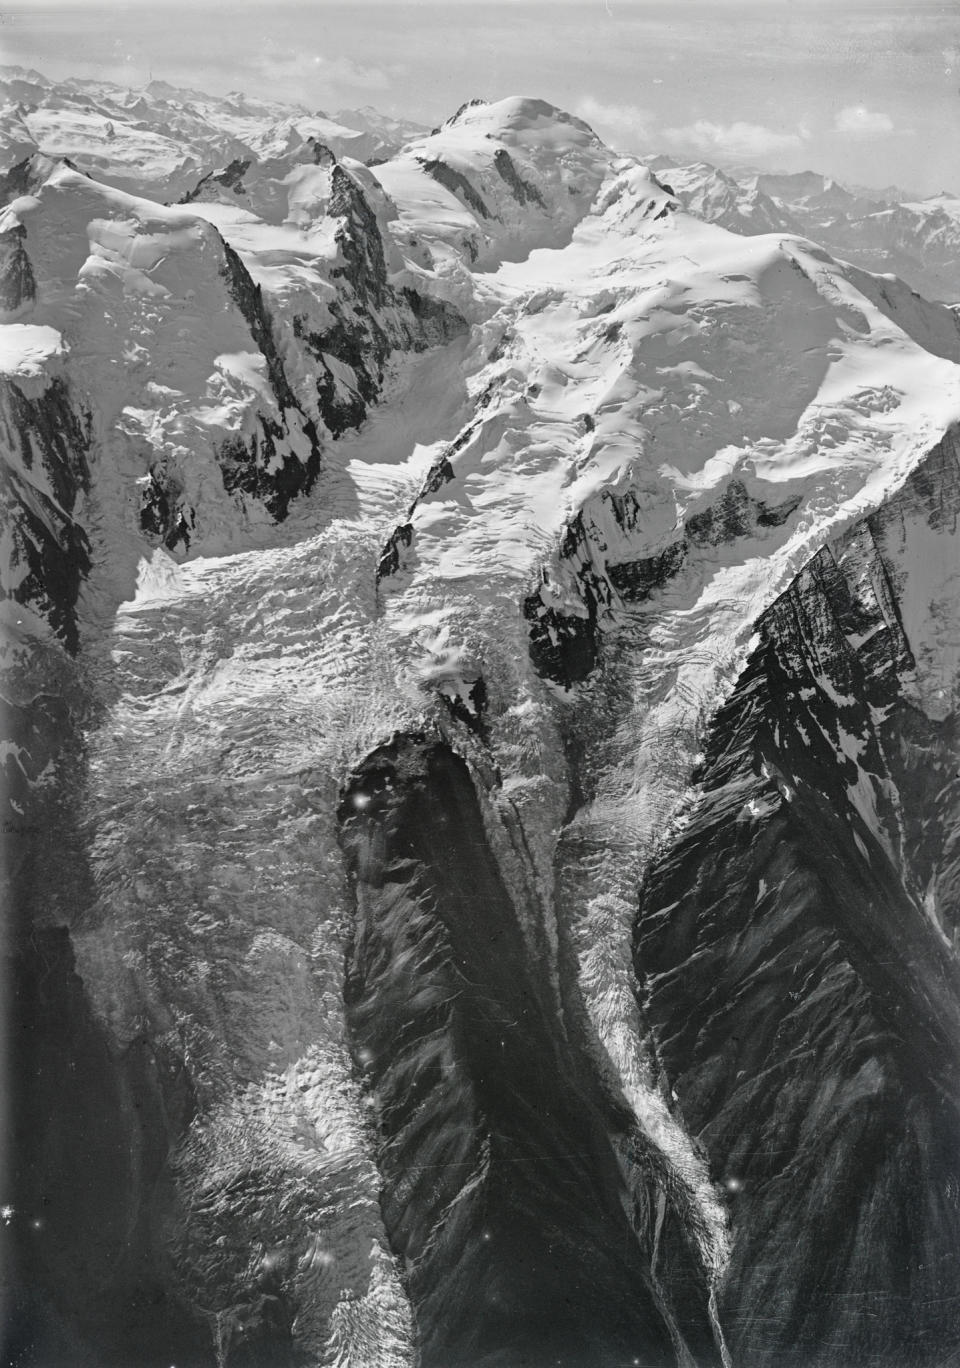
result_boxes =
[634,430,960,1368]
[523,511,610,688]
[492,149,545,209]
[328,164,391,309]
[180,157,252,203]
[215,416,321,523]
[524,573,601,688]
[444,98,491,128]
[376,521,414,583]
[0,374,91,651]
[0,221,37,314]
[419,156,492,220]
[139,467,195,551]
[399,285,467,349]
[527,479,806,688]
[338,737,695,1368]
[217,242,323,519]
[684,479,802,546]
[289,165,465,440]
[294,306,386,440]
[607,540,687,603]
[0,155,36,206]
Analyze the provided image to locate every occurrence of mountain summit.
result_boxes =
[4,73,960,1368]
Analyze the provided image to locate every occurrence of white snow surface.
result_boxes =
[0,321,64,387]
[7,86,960,1362]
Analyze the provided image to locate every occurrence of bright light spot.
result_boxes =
[482,1230,492,1242]
[351,792,371,810]
[725,1177,742,1194]
[31,1217,43,1230]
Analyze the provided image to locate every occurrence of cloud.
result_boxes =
[254,49,391,93]
[662,119,807,161]
[576,96,654,143]
[577,100,813,169]
[833,105,894,135]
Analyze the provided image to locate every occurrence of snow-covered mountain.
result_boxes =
[0,67,427,202]
[649,156,960,304]
[5,78,960,1368]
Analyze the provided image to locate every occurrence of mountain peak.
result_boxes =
[445,94,600,143]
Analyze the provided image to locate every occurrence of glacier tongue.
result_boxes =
[5,85,960,1368]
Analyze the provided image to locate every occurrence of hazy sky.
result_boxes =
[2,0,958,193]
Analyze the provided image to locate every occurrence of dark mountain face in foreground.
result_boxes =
[3,78,960,1368]
[339,738,693,1368]
[636,431,960,1368]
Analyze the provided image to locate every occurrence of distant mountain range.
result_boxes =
[646,154,960,303]
[2,66,958,306]
[0,65,429,201]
